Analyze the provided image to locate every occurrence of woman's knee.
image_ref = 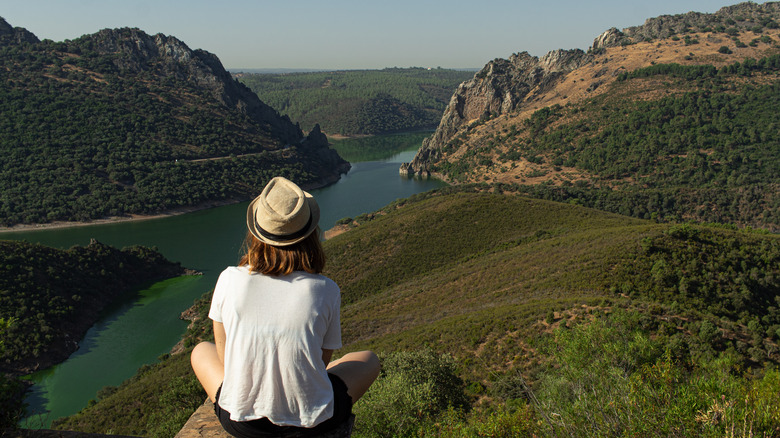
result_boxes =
[328,350,380,402]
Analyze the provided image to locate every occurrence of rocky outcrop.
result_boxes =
[0,16,39,46]
[592,28,629,50]
[400,49,587,176]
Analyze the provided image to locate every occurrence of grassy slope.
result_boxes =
[326,191,644,377]
[49,189,780,435]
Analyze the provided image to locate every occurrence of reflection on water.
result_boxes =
[11,132,446,427]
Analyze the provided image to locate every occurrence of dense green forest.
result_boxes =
[237,68,474,135]
[0,21,347,227]
[430,57,780,231]
[49,187,780,437]
[0,239,190,429]
[0,240,188,373]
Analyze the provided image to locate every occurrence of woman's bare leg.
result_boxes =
[326,351,380,402]
[190,341,224,403]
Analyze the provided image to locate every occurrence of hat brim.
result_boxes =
[247,191,320,247]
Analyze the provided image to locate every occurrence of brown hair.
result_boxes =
[239,229,325,276]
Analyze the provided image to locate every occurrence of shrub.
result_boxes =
[352,349,468,437]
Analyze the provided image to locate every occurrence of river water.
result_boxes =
[3,132,444,428]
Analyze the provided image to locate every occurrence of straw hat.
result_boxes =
[246,177,320,246]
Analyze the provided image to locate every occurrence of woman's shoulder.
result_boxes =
[216,265,252,281]
[293,272,339,290]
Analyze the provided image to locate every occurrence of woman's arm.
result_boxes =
[322,348,333,366]
[214,321,226,365]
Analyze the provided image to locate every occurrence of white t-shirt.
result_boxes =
[208,266,342,426]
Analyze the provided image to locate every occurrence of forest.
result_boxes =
[431,56,780,231]
[0,30,346,227]
[237,68,474,135]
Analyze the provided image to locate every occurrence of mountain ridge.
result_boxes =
[0,18,349,227]
[401,1,780,178]
[400,2,780,230]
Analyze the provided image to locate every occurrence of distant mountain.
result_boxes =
[0,18,349,227]
[237,68,475,135]
[401,2,780,231]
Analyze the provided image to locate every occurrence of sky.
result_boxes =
[1,0,743,71]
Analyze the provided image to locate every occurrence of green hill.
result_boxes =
[49,188,780,436]
[0,18,348,227]
[0,240,191,375]
[237,68,474,135]
[0,239,192,429]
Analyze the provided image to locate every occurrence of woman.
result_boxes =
[191,176,380,437]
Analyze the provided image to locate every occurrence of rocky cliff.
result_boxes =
[400,49,587,176]
[400,1,780,177]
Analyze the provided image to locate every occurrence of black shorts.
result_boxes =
[214,373,353,438]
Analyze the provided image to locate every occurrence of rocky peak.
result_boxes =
[0,16,40,46]
[400,48,586,177]
[592,28,629,50]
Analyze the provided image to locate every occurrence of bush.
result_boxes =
[352,349,468,437]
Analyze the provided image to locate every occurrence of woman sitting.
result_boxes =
[191,176,380,437]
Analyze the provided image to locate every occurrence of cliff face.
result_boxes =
[400,49,587,176]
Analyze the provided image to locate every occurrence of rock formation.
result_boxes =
[400,49,587,176]
[82,28,308,147]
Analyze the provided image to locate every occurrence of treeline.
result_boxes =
[0,28,345,227]
[237,68,474,135]
[432,57,780,230]
[616,54,780,81]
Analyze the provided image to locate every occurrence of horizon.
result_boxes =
[1,1,748,70]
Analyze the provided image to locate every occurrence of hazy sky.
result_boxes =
[1,0,741,70]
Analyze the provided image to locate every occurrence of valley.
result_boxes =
[1,1,779,437]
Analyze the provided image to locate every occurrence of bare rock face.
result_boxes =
[400,49,586,177]
[592,28,629,50]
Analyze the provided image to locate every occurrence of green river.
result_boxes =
[3,132,445,428]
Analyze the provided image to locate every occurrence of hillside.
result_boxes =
[401,2,780,231]
[50,188,780,436]
[0,18,349,227]
[236,68,474,136]
[0,240,192,376]
[0,239,193,430]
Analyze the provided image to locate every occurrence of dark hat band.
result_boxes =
[254,211,313,243]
